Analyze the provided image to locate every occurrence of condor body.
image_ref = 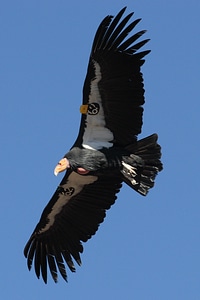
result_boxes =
[24,7,162,283]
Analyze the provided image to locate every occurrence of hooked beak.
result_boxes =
[54,158,70,176]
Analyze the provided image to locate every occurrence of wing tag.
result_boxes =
[57,186,75,196]
[80,103,100,115]
[80,104,88,114]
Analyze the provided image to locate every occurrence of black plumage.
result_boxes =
[24,7,163,283]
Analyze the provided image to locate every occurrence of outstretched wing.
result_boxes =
[24,171,122,283]
[73,7,150,150]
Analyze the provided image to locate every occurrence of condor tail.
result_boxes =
[121,134,163,196]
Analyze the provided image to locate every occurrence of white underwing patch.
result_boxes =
[39,172,98,233]
[82,60,114,150]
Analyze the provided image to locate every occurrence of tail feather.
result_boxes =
[121,134,163,195]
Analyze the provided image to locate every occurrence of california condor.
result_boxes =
[24,7,163,283]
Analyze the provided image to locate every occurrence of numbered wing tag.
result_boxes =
[80,103,100,115]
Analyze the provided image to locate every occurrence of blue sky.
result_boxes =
[1,0,200,299]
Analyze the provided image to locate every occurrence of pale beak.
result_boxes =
[54,158,69,176]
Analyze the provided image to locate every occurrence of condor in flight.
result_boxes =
[24,7,163,283]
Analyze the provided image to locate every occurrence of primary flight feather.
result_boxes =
[24,7,163,283]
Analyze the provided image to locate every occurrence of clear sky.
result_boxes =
[1,1,200,299]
